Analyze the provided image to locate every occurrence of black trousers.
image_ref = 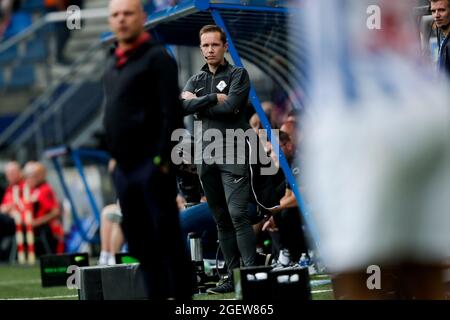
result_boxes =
[198,163,257,274]
[113,159,193,299]
[0,213,15,239]
[0,213,15,261]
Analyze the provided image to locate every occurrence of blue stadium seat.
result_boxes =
[0,114,19,135]
[24,37,47,62]
[9,64,35,89]
[100,31,113,41]
[0,68,5,89]
[3,11,33,39]
[0,45,18,65]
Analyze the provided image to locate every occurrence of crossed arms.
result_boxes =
[181,67,250,117]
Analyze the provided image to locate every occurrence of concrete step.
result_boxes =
[75,23,109,34]
[50,49,106,81]
[0,92,40,114]
[83,0,109,9]
[69,24,109,41]
[65,37,101,55]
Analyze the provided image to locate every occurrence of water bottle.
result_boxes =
[188,232,206,290]
[189,232,203,262]
[299,253,310,268]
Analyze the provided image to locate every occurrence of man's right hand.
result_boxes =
[216,93,228,104]
[181,91,196,100]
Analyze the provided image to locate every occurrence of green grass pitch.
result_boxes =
[0,264,334,300]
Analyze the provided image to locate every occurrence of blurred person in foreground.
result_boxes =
[103,0,192,299]
[299,0,449,299]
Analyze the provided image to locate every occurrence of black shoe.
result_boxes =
[206,276,234,295]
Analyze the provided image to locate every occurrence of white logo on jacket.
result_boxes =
[216,81,227,92]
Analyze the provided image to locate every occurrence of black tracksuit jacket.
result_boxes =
[103,37,183,168]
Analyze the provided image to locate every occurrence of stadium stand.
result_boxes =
[3,11,33,39]
[20,0,46,13]
[9,64,35,89]
[23,36,48,62]
[0,44,17,65]
[0,68,5,90]
[0,2,304,263]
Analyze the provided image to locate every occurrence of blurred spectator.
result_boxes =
[0,0,12,39]
[248,101,277,133]
[176,161,204,208]
[262,131,309,268]
[98,202,124,265]
[261,101,277,128]
[0,0,21,40]
[286,108,300,123]
[249,113,261,133]
[280,119,298,146]
[430,0,450,76]
[0,161,24,215]
[1,161,64,259]
[0,180,5,203]
[25,161,64,255]
[0,161,24,260]
[44,0,84,64]
[98,159,125,266]
[153,0,179,11]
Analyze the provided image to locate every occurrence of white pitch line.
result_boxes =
[311,289,333,294]
[2,294,78,300]
[310,279,332,287]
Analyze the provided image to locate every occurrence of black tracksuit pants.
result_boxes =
[113,158,193,299]
[198,163,257,275]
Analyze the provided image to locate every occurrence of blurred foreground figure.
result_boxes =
[103,0,192,299]
[296,0,450,299]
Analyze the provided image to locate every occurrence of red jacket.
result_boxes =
[31,182,64,252]
[1,180,25,210]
